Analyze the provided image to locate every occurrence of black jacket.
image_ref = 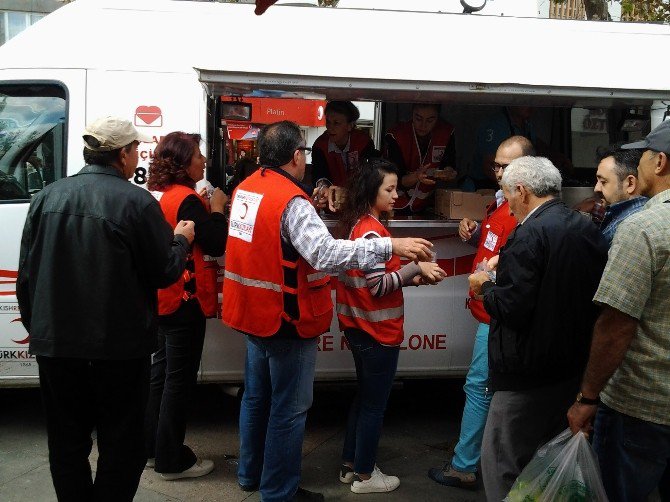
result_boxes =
[482,199,608,391]
[17,165,189,360]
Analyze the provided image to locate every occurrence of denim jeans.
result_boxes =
[238,335,318,502]
[144,302,206,473]
[37,355,150,502]
[452,322,491,473]
[593,403,670,502]
[341,329,400,475]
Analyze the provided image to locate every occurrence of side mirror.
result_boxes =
[461,0,486,14]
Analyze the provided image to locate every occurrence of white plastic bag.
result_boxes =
[505,428,608,502]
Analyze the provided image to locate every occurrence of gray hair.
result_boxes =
[501,156,562,197]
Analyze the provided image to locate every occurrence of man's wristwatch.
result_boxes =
[575,391,600,405]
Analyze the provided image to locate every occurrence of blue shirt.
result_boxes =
[600,196,648,246]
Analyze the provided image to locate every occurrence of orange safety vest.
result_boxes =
[154,184,219,318]
[312,129,373,186]
[335,215,404,345]
[221,169,332,338]
[468,199,517,324]
[385,120,455,212]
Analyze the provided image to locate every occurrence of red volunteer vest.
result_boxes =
[222,169,332,338]
[312,129,373,186]
[155,185,219,317]
[387,120,455,212]
[335,215,404,345]
[468,199,517,324]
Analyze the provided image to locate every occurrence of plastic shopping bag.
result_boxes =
[505,428,608,502]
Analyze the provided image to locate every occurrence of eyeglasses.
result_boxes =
[492,162,509,173]
[297,146,312,154]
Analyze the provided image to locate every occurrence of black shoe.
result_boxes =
[428,463,477,490]
[292,487,325,501]
[239,482,258,492]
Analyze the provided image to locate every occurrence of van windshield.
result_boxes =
[0,84,66,201]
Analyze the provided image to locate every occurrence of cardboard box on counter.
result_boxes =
[434,189,496,220]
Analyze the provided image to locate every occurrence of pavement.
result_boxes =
[0,380,486,502]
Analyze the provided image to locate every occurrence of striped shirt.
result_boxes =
[594,189,670,426]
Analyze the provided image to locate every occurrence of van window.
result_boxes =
[0,83,66,202]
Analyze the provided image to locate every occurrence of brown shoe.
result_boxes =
[428,463,477,490]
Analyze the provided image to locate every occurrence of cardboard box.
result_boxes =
[434,190,496,220]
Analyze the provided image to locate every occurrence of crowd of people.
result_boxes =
[15,109,670,502]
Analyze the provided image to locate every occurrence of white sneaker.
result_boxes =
[160,458,214,480]
[340,464,355,483]
[145,458,155,469]
[350,466,400,494]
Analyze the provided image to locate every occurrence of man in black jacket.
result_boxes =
[468,156,608,501]
[17,116,195,502]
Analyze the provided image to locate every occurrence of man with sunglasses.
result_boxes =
[428,135,534,491]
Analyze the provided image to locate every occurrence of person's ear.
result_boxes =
[518,184,528,202]
[657,152,669,175]
[624,174,637,195]
[292,149,301,166]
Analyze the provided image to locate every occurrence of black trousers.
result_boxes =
[37,355,150,502]
[144,300,206,473]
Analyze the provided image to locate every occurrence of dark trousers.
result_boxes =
[37,355,150,502]
[144,301,206,473]
[342,328,400,475]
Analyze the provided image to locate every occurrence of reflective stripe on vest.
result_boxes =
[307,271,328,283]
[336,303,404,322]
[224,270,282,292]
[337,274,367,288]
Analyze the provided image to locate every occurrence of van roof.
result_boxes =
[1,0,668,105]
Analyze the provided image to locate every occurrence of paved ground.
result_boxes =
[0,380,486,502]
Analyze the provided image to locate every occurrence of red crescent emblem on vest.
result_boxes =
[240,202,249,219]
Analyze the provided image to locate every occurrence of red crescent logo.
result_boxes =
[240,202,249,219]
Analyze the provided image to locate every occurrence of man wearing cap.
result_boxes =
[568,120,670,501]
[17,117,195,501]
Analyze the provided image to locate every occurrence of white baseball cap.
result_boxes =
[83,116,152,151]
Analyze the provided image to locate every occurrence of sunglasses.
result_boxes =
[492,162,509,173]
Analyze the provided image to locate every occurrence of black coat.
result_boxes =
[17,165,189,360]
[481,199,608,391]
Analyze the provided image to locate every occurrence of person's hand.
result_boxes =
[487,255,499,270]
[174,220,195,244]
[327,186,343,212]
[468,270,490,296]
[311,186,328,211]
[434,166,458,182]
[567,401,597,437]
[413,261,447,285]
[459,218,477,241]
[209,188,228,214]
[391,237,432,262]
[417,167,436,186]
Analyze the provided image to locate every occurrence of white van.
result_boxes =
[1,0,668,386]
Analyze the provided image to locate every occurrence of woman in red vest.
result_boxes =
[311,100,377,187]
[335,158,446,494]
[144,132,228,480]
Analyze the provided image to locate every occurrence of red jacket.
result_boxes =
[336,215,404,345]
[386,120,455,212]
[312,129,373,186]
[468,199,517,324]
[222,169,332,338]
[155,185,219,317]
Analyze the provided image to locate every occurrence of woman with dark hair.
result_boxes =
[144,132,228,480]
[311,100,378,187]
[335,158,446,494]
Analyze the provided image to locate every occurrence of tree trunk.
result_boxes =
[583,0,611,20]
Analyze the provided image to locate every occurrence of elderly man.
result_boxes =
[222,121,436,502]
[469,156,608,501]
[568,120,670,501]
[428,135,534,490]
[593,146,646,244]
[16,117,195,501]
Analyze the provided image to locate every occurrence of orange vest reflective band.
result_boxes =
[154,184,219,317]
[312,129,373,186]
[335,215,404,345]
[468,199,517,324]
[222,169,332,338]
[386,120,455,212]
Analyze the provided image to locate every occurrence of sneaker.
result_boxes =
[340,463,355,483]
[291,487,325,501]
[427,462,477,490]
[145,457,155,469]
[350,466,400,494]
[160,458,214,480]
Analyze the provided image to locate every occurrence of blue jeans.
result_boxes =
[452,322,491,473]
[238,335,317,502]
[593,403,670,502]
[342,329,400,475]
